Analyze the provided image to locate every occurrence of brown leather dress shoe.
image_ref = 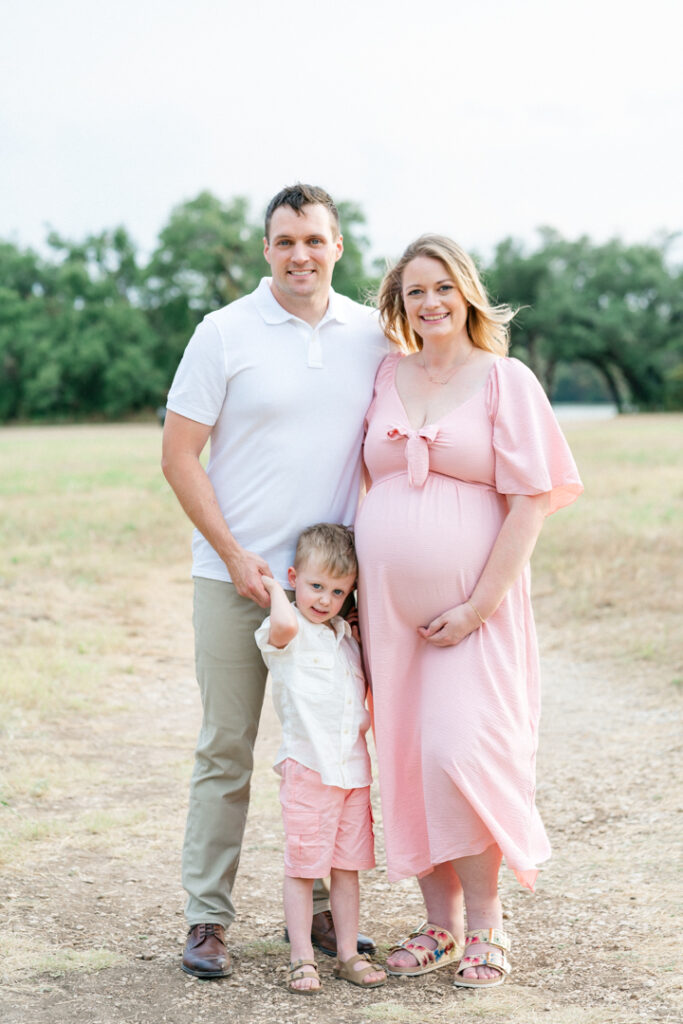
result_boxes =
[285,910,377,957]
[182,923,232,978]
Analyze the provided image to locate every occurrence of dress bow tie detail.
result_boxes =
[387,423,440,487]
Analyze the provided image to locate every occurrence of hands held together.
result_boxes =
[227,548,274,608]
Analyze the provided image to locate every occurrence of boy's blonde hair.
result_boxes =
[293,523,358,579]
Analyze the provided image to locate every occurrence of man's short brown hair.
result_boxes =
[264,183,340,240]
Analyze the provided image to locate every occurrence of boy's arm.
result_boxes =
[262,577,298,649]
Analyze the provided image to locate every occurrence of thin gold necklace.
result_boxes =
[418,346,474,385]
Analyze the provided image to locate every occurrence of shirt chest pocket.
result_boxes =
[289,651,335,695]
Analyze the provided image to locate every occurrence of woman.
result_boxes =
[355,235,582,987]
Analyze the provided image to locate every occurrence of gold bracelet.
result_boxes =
[467,599,486,625]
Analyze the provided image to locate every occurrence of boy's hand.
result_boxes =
[345,603,361,645]
[262,575,287,600]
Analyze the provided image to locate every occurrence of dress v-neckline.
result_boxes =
[390,354,500,432]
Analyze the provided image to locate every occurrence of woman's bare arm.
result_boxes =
[419,492,550,646]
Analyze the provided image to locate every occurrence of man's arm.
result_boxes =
[161,410,273,608]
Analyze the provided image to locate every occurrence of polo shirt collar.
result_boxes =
[254,277,347,326]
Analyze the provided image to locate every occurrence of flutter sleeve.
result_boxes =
[487,357,583,515]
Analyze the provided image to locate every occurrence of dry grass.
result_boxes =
[533,413,683,684]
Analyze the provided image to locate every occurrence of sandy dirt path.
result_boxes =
[2,557,681,1024]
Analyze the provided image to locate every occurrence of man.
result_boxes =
[162,184,389,978]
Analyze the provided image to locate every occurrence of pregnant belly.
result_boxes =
[355,474,506,624]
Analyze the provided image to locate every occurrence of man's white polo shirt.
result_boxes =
[166,278,389,586]
[255,607,372,790]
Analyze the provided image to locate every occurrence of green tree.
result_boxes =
[15,229,165,419]
[0,241,54,420]
[143,192,264,384]
[332,200,377,302]
[486,230,683,410]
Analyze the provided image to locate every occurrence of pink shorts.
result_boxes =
[279,759,375,878]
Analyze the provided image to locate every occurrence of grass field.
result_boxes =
[2,415,680,729]
[1,415,681,1024]
[532,413,682,682]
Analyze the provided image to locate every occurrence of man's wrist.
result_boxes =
[218,536,243,570]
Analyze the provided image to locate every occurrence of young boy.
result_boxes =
[255,523,386,994]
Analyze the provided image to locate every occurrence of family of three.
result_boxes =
[161,183,582,994]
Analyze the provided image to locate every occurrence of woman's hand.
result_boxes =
[418,493,549,647]
[417,602,481,647]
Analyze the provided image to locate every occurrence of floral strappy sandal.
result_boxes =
[453,928,511,988]
[386,920,461,977]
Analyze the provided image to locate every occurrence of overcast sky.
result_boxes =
[1,0,681,264]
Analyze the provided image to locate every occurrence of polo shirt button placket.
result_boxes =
[307,327,323,369]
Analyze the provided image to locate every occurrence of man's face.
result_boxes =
[264,203,343,310]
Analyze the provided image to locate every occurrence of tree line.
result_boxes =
[1,191,681,422]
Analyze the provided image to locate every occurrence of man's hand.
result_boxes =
[226,548,274,608]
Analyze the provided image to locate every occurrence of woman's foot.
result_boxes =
[453,928,511,988]
[386,922,461,976]
[460,940,502,981]
[386,930,436,971]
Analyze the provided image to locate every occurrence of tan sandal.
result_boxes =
[386,920,461,977]
[453,928,511,988]
[334,953,386,988]
[286,958,321,994]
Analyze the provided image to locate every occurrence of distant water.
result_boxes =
[552,403,618,422]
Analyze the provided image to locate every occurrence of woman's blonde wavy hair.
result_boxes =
[377,234,514,355]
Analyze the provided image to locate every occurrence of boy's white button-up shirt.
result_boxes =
[255,607,372,789]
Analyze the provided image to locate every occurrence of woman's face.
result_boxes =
[401,256,469,345]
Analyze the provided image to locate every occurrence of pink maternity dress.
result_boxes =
[355,353,582,889]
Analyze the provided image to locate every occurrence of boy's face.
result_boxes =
[287,557,356,627]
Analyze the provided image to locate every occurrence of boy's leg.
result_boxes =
[330,869,385,984]
[284,876,315,958]
[325,783,378,966]
[328,869,359,962]
[283,875,320,990]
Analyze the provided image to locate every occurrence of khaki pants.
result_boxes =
[182,578,330,929]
